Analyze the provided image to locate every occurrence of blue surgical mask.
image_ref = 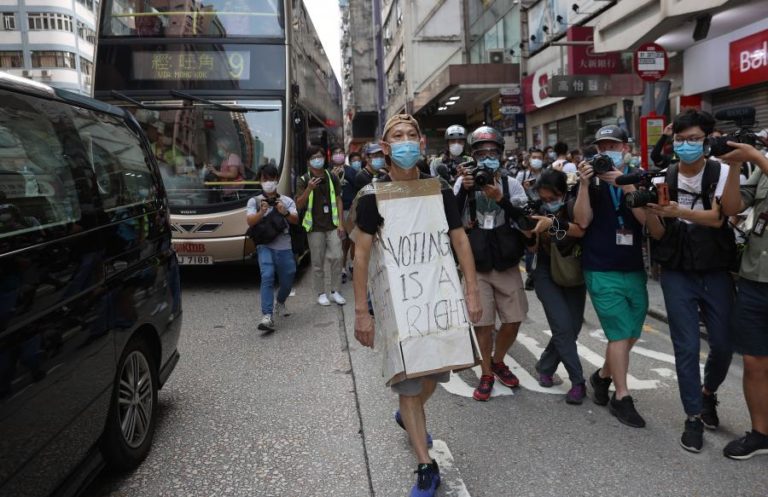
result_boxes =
[605,150,623,168]
[530,158,543,170]
[389,141,421,170]
[674,142,704,164]
[309,157,325,169]
[544,200,564,213]
[479,158,500,170]
[371,157,386,170]
[350,160,361,171]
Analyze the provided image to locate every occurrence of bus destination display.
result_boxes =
[132,51,251,81]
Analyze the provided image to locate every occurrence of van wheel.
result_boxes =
[101,336,158,471]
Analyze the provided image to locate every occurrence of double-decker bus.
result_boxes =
[94,0,342,265]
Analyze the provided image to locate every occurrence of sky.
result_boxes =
[304,0,342,85]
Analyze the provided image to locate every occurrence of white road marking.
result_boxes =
[651,367,677,379]
[429,439,471,497]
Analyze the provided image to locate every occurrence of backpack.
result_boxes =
[246,196,288,246]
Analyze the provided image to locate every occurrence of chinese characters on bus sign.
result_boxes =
[132,51,251,81]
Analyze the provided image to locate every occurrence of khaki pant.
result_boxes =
[307,230,343,296]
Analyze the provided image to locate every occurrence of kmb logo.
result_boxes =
[174,242,206,254]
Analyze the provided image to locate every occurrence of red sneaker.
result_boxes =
[491,361,520,388]
[473,375,495,401]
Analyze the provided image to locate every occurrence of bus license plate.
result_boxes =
[178,255,213,265]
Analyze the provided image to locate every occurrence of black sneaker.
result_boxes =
[701,392,720,430]
[524,275,534,291]
[680,418,704,453]
[590,369,612,406]
[724,431,768,460]
[609,393,646,428]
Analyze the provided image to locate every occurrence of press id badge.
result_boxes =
[754,211,768,237]
[483,213,496,230]
[323,204,330,214]
[616,229,634,246]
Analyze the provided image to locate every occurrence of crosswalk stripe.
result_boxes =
[429,439,471,497]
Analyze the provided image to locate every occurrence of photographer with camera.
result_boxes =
[246,165,299,335]
[516,149,545,290]
[574,125,649,428]
[527,169,588,403]
[642,110,735,453]
[296,146,347,307]
[716,138,768,460]
[453,126,531,401]
[429,124,472,183]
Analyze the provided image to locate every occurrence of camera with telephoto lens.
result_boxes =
[589,153,615,175]
[508,198,543,231]
[709,106,762,157]
[621,171,670,209]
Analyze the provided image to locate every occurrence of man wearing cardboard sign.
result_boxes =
[353,114,482,497]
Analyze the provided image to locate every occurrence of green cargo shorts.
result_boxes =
[584,270,648,342]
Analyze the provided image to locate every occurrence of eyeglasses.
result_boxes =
[673,136,706,147]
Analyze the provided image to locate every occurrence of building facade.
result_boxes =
[340,0,379,151]
[0,0,99,95]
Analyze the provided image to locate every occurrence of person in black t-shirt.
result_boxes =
[353,113,481,497]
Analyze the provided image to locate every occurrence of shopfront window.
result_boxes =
[579,105,617,146]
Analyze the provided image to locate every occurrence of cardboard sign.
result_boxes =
[367,178,479,386]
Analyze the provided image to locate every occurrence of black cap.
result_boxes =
[593,125,628,144]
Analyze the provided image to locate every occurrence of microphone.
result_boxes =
[615,173,644,186]
[715,107,756,126]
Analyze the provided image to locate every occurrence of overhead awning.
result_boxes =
[412,63,520,118]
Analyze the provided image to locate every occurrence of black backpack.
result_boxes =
[246,196,288,246]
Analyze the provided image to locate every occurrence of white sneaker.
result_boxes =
[317,293,331,306]
[331,291,347,305]
[257,314,274,333]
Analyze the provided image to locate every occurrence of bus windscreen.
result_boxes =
[101,0,285,38]
[129,100,283,210]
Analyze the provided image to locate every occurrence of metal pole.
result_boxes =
[649,81,656,116]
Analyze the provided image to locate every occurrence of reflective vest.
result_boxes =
[302,170,339,232]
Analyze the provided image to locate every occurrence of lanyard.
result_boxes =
[609,186,624,228]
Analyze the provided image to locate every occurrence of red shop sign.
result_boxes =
[567,26,622,75]
[730,29,768,90]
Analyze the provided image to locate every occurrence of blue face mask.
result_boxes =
[605,150,623,168]
[674,142,704,164]
[309,157,325,169]
[389,141,421,170]
[350,160,361,171]
[371,157,386,170]
[544,200,564,213]
[479,158,500,170]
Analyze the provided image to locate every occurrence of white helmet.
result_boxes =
[445,125,467,141]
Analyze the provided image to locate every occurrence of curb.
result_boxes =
[647,307,668,324]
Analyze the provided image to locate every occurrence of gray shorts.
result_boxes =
[390,372,451,396]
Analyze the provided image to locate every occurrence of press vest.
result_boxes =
[302,170,339,232]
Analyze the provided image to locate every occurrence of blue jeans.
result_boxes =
[257,246,296,316]
[660,269,734,416]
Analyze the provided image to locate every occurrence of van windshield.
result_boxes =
[127,99,282,210]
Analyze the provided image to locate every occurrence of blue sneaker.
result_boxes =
[394,410,433,448]
[410,460,440,497]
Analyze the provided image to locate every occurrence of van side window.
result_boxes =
[0,91,82,241]
[72,108,157,216]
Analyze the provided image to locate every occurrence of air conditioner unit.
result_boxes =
[488,49,505,64]
[22,69,30,77]
[41,70,51,79]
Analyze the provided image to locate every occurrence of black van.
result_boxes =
[0,73,182,496]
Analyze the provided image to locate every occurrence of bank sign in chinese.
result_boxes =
[132,51,251,81]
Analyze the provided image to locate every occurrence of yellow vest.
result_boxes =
[302,170,339,232]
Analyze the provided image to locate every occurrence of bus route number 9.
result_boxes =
[228,53,245,79]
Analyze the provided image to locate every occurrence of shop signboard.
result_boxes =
[729,29,768,89]
[500,106,522,116]
[548,74,644,97]
[567,26,622,75]
[522,64,565,113]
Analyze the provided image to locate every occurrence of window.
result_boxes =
[0,51,23,68]
[31,51,77,69]
[77,22,97,44]
[73,108,157,214]
[80,57,93,75]
[0,90,83,241]
[28,12,73,32]
[101,0,284,38]
[77,0,96,11]
[1,12,16,30]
